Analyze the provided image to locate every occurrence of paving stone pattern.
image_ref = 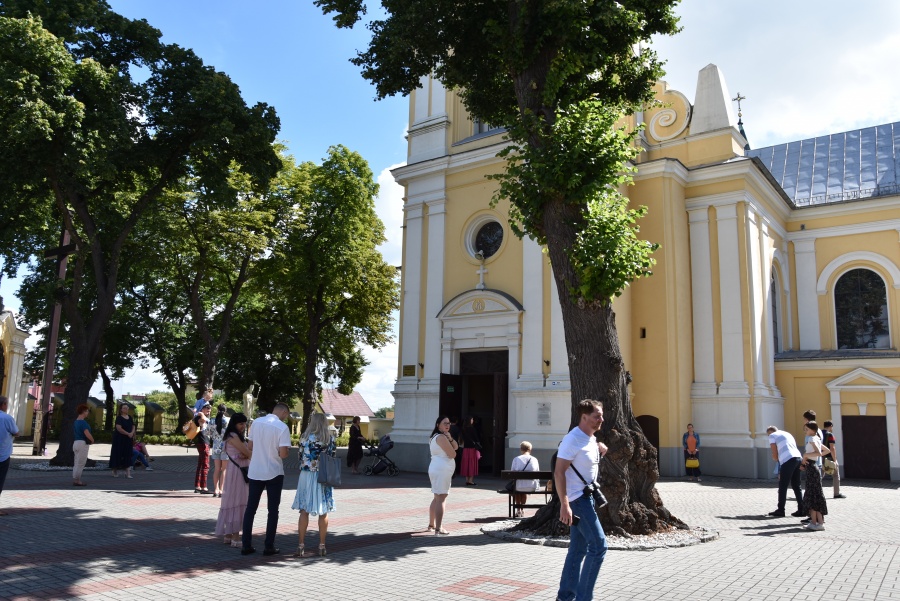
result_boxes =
[1,442,898,600]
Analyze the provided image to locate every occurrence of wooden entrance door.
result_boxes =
[439,373,463,422]
[842,415,890,480]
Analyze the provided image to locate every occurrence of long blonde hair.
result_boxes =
[302,412,332,445]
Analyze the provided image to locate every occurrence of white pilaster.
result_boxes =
[423,199,446,380]
[549,268,568,382]
[716,203,747,392]
[521,236,545,384]
[746,209,766,391]
[400,204,424,374]
[794,238,821,350]
[885,389,900,476]
[688,207,716,396]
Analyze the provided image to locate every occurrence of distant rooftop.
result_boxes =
[319,389,374,418]
[748,121,900,207]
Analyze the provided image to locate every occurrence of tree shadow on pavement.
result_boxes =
[0,506,510,600]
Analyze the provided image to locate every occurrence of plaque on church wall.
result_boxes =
[402,365,416,377]
[537,402,551,426]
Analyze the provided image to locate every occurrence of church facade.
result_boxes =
[389,64,900,481]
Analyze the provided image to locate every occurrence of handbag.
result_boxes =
[685,457,700,469]
[506,457,533,492]
[823,457,836,476]
[182,419,199,440]
[317,447,342,487]
[227,452,250,484]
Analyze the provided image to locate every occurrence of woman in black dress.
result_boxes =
[346,416,365,474]
[110,404,135,478]
[801,421,828,531]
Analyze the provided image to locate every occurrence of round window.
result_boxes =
[474,221,503,259]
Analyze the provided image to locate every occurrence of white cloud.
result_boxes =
[650,0,900,148]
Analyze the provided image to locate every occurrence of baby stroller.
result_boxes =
[363,435,399,476]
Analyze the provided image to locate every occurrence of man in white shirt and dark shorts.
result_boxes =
[241,403,291,556]
[555,399,608,601]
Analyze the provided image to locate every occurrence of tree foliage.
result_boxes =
[0,0,281,464]
[218,145,398,427]
[317,0,683,536]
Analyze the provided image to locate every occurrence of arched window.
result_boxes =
[834,268,890,349]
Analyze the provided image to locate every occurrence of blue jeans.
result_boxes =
[242,475,284,551]
[557,494,608,601]
[132,450,149,468]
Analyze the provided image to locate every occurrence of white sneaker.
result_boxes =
[146,467,153,471]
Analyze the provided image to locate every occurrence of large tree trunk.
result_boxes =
[513,197,685,536]
[49,346,93,466]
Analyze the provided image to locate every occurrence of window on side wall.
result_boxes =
[834,268,890,349]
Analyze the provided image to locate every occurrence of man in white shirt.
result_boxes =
[0,396,21,516]
[555,399,608,601]
[241,403,291,556]
[766,426,804,518]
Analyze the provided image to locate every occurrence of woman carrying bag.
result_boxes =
[291,413,336,557]
[683,423,701,482]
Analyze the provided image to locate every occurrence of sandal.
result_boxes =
[426,525,435,532]
[319,543,327,557]
[231,540,242,548]
[435,528,450,536]
[224,535,233,544]
[293,544,306,558]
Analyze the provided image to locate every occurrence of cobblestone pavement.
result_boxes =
[1,442,898,601]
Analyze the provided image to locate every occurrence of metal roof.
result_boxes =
[747,121,900,207]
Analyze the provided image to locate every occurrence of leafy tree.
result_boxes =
[225,146,398,429]
[123,151,300,425]
[318,0,682,535]
[0,1,280,465]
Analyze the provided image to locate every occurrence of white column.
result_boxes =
[521,236,544,383]
[794,238,821,350]
[716,203,747,390]
[829,389,843,469]
[688,207,716,395]
[885,389,900,476]
[423,199,446,380]
[400,204,424,376]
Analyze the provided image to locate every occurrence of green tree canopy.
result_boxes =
[0,1,281,465]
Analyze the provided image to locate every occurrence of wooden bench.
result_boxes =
[499,470,554,518]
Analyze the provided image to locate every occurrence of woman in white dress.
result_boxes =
[427,415,458,536]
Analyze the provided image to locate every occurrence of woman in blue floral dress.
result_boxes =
[292,413,336,558]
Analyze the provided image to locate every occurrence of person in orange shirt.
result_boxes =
[682,424,701,482]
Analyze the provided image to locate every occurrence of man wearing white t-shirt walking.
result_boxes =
[555,399,608,601]
[241,403,292,556]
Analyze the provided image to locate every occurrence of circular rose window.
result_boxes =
[474,221,503,258]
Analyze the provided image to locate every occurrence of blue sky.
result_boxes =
[3,0,899,410]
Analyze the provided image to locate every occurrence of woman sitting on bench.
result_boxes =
[510,441,541,517]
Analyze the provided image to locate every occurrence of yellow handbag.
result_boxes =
[685,457,700,469]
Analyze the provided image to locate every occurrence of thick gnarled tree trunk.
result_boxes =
[512,196,685,537]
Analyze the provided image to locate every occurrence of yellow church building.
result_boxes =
[389,64,900,482]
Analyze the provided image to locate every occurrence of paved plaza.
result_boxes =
[1,442,898,601]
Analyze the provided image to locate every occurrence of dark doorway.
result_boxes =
[636,415,660,467]
[842,415,890,480]
[450,350,508,476]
